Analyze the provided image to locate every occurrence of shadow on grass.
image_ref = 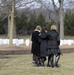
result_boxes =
[0,55,16,59]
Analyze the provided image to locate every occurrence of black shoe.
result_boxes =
[47,64,52,67]
[36,63,40,67]
[55,64,60,67]
[35,60,40,66]
[51,65,54,68]
[40,61,45,66]
[41,62,45,66]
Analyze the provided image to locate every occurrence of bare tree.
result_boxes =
[33,0,64,39]
[0,0,73,44]
[59,0,64,39]
[0,0,34,45]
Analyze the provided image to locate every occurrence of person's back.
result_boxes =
[31,31,40,43]
[31,25,41,66]
[47,25,61,67]
[39,27,48,66]
[31,31,40,54]
[47,29,60,49]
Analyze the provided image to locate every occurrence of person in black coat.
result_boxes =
[38,27,48,66]
[47,25,61,67]
[31,25,41,66]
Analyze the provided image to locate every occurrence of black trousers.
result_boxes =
[48,54,54,67]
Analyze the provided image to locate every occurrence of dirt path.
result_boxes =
[0,45,74,55]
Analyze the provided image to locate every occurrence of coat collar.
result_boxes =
[34,29,40,32]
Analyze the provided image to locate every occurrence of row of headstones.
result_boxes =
[0,39,74,46]
[60,40,74,45]
[0,39,30,46]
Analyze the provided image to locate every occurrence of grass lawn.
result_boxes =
[0,53,74,75]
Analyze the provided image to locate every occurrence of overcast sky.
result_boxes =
[0,0,74,9]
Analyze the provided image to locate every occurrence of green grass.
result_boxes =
[0,53,74,75]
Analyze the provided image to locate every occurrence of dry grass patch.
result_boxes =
[0,53,74,75]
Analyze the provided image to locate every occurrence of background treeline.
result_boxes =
[15,12,47,35]
[0,11,74,36]
[64,12,74,36]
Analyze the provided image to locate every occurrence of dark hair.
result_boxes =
[42,27,48,32]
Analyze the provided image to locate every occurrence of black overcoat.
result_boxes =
[39,32,48,57]
[47,30,60,49]
[47,30,61,55]
[31,31,40,56]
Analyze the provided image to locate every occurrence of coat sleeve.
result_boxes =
[38,33,41,43]
[57,33,60,45]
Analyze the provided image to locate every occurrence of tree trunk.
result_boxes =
[8,14,11,38]
[59,0,64,39]
[9,0,15,45]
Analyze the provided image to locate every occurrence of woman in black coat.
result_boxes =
[39,27,48,66]
[31,25,41,66]
[47,25,61,67]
